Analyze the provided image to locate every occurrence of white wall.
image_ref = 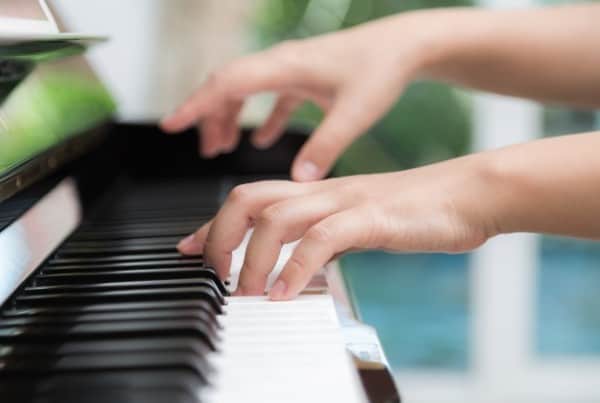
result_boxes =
[51,0,255,123]
[52,0,163,121]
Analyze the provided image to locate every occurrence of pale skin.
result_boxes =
[161,4,600,300]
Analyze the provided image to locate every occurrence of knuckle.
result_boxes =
[271,40,305,70]
[205,71,220,86]
[257,204,286,227]
[305,223,332,244]
[206,69,232,93]
[272,40,300,56]
[360,204,387,247]
[228,184,253,204]
[286,254,307,275]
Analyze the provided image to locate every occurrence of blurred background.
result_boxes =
[50,0,600,402]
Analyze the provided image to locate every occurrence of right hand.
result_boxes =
[161,15,433,181]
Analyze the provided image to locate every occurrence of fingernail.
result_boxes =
[269,280,288,300]
[177,234,195,250]
[203,148,220,159]
[253,136,271,149]
[295,161,320,182]
[160,116,176,129]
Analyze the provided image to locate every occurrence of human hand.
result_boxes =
[177,154,498,300]
[160,15,435,181]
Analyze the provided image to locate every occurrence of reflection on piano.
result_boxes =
[0,3,400,403]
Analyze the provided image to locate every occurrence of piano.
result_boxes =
[0,2,400,402]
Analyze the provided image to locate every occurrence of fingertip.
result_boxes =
[177,234,204,255]
[251,134,272,150]
[233,285,245,297]
[159,116,178,133]
[292,160,322,182]
[268,279,289,301]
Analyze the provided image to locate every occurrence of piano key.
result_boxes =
[48,252,194,265]
[42,258,204,272]
[35,268,227,294]
[2,300,219,318]
[22,279,225,306]
[71,223,204,241]
[0,337,212,358]
[55,244,178,257]
[0,370,203,403]
[0,309,221,332]
[14,286,224,313]
[0,352,211,382]
[62,235,184,249]
[0,320,219,351]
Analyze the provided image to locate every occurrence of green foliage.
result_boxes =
[252,0,473,174]
[0,71,116,172]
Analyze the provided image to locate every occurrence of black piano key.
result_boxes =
[0,370,203,403]
[55,244,178,257]
[0,320,219,351]
[2,300,219,318]
[63,236,185,248]
[0,337,212,358]
[21,278,225,307]
[71,223,203,241]
[42,258,204,272]
[24,277,221,295]
[0,351,211,380]
[35,268,227,295]
[48,252,193,265]
[0,309,221,333]
[15,286,224,313]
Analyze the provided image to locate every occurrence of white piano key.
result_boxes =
[204,295,368,403]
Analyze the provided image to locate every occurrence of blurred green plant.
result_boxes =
[0,66,116,173]
[251,0,473,175]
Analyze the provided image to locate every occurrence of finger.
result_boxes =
[269,207,369,300]
[177,220,213,256]
[221,99,244,153]
[200,118,222,158]
[251,96,301,149]
[237,190,347,296]
[205,181,314,280]
[161,47,307,133]
[291,84,395,182]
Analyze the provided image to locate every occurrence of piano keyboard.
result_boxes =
[0,177,367,403]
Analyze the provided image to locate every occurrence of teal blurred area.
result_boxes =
[341,239,600,370]
[537,237,600,356]
[341,251,470,370]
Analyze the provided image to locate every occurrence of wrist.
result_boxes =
[471,148,534,238]
[393,8,493,81]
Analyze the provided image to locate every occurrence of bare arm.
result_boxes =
[410,5,600,107]
[486,132,600,238]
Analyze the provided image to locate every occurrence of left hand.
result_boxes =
[177,154,498,300]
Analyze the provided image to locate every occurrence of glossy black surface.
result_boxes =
[0,124,308,402]
[0,124,400,403]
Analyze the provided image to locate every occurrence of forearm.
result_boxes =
[386,5,600,108]
[479,132,600,239]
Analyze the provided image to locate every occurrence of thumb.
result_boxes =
[291,90,383,182]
